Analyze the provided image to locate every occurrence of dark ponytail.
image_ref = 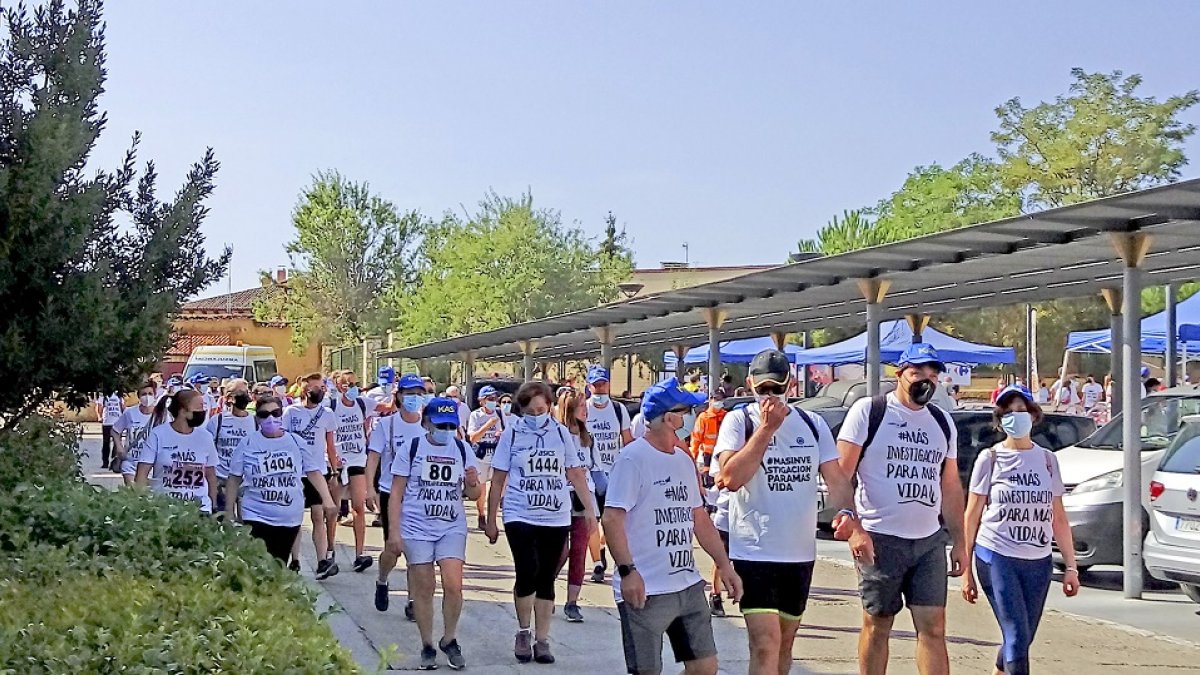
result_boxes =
[152,389,202,428]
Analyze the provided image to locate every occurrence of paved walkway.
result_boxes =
[76,426,1200,673]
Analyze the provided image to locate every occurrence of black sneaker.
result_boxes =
[439,638,465,670]
[710,593,725,617]
[371,516,383,528]
[419,644,438,670]
[287,559,301,573]
[316,558,339,580]
[590,563,605,584]
[375,581,389,612]
[404,599,415,622]
[315,558,331,579]
[353,555,373,573]
[533,639,555,664]
[563,602,583,623]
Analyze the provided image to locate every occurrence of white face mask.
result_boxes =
[139,394,156,408]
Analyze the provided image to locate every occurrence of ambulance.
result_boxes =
[182,345,279,384]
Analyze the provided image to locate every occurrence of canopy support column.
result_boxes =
[1025,305,1036,385]
[594,326,617,372]
[625,352,634,396]
[1101,288,1124,418]
[858,279,891,398]
[799,331,810,397]
[1166,284,1179,387]
[1113,233,1151,600]
[905,314,930,344]
[702,308,727,393]
[671,345,687,382]
[518,340,538,382]
[461,351,476,402]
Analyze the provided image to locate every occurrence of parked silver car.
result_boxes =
[1144,418,1200,603]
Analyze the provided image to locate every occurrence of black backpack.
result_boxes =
[856,395,953,472]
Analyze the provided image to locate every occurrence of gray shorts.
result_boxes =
[617,581,716,674]
[857,530,948,617]
[405,532,467,565]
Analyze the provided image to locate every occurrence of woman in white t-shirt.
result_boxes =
[962,385,1080,675]
[552,388,598,623]
[484,382,596,665]
[226,395,336,561]
[135,389,219,514]
[113,381,159,485]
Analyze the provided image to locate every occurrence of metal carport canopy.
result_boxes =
[381,178,1200,362]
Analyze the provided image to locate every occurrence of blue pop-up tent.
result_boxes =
[1066,291,1200,354]
[791,320,1016,366]
[663,336,804,366]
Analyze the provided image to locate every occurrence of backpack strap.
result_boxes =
[926,403,953,449]
[455,439,468,465]
[984,445,997,506]
[496,411,505,430]
[613,401,627,428]
[357,398,367,415]
[215,413,224,443]
[408,436,422,465]
[790,405,819,441]
[741,407,755,444]
[856,395,889,473]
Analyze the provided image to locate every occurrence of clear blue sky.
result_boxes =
[91,1,1200,296]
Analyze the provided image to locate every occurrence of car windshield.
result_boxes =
[1075,395,1200,451]
[1158,420,1200,474]
[183,364,247,382]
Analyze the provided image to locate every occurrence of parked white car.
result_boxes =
[1053,388,1200,570]
[1144,419,1200,603]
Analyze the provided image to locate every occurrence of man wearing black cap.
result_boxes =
[714,348,870,675]
[836,343,965,675]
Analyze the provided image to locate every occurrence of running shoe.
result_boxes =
[374,581,389,612]
[563,602,583,623]
[353,555,373,573]
[419,644,438,670]
[590,563,605,584]
[405,599,415,622]
[287,559,301,573]
[514,630,533,663]
[710,593,725,617]
[316,558,339,580]
[371,516,383,528]
[315,558,331,579]
[439,638,465,670]
[533,639,555,664]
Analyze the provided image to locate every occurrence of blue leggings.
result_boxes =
[975,547,1052,675]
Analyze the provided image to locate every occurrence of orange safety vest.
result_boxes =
[690,407,726,462]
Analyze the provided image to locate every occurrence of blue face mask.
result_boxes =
[500,403,512,415]
[423,394,434,406]
[431,428,455,445]
[483,400,497,412]
[525,412,549,429]
[1001,411,1034,438]
[402,395,424,413]
[592,394,609,405]
[345,386,360,401]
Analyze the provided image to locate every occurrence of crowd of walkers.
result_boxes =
[97,343,1080,674]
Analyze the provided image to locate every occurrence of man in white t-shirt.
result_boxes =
[445,385,470,430]
[715,349,870,675]
[583,365,633,583]
[94,391,124,471]
[284,372,340,579]
[204,378,256,516]
[329,370,381,573]
[1081,376,1104,412]
[837,343,965,675]
[467,385,506,530]
[603,377,742,675]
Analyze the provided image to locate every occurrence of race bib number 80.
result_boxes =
[423,459,461,484]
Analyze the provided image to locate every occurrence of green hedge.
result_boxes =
[0,471,359,672]
[0,413,82,490]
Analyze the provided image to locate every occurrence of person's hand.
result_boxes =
[760,395,788,430]
[484,520,500,544]
[366,491,379,512]
[322,498,338,519]
[848,528,875,567]
[832,512,856,540]
[583,512,599,538]
[948,542,967,577]
[465,466,479,485]
[386,535,404,558]
[1062,568,1080,597]
[620,569,648,609]
[719,562,744,603]
[961,573,978,604]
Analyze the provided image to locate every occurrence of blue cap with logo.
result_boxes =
[586,365,610,384]
[426,397,460,426]
[995,384,1034,407]
[478,385,498,399]
[641,377,707,421]
[269,375,288,387]
[398,373,425,391]
[377,365,396,386]
[187,373,210,386]
[896,343,945,373]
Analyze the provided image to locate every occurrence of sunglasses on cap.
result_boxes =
[255,408,283,418]
[753,383,787,396]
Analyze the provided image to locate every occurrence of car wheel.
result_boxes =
[1182,584,1200,604]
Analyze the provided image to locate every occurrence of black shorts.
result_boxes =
[245,520,300,562]
[302,476,323,508]
[594,488,607,515]
[733,559,815,621]
[346,465,366,478]
[718,528,729,555]
[378,490,391,538]
[857,530,948,617]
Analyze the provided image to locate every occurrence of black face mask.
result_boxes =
[908,379,936,406]
[306,390,324,405]
[186,410,207,428]
[232,393,251,410]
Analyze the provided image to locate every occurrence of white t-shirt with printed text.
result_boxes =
[329,397,380,468]
[230,431,321,527]
[969,444,1065,560]
[1081,383,1104,409]
[113,407,154,472]
[714,404,839,562]
[139,424,218,513]
[391,434,479,541]
[467,407,506,463]
[99,394,124,426]
[205,412,258,480]
[367,415,426,494]
[605,438,704,601]
[586,399,631,474]
[838,393,958,539]
[492,418,585,527]
[283,404,338,472]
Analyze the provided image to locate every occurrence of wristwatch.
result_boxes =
[837,508,859,521]
[617,563,637,578]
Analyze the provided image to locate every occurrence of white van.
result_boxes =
[183,345,279,384]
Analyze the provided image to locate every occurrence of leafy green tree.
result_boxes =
[798,209,879,256]
[0,0,229,430]
[994,69,1199,209]
[396,191,633,345]
[255,171,425,351]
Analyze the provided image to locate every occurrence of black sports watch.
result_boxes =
[617,563,637,578]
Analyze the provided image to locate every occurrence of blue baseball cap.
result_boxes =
[377,365,396,385]
[1140,365,1151,378]
[478,385,498,399]
[398,373,425,391]
[187,373,210,385]
[269,375,288,387]
[166,375,183,386]
[426,397,460,426]
[641,377,707,421]
[586,365,610,384]
[896,343,945,373]
[995,384,1035,407]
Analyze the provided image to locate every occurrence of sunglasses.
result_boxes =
[753,383,787,396]
[433,423,458,431]
[256,408,283,419]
